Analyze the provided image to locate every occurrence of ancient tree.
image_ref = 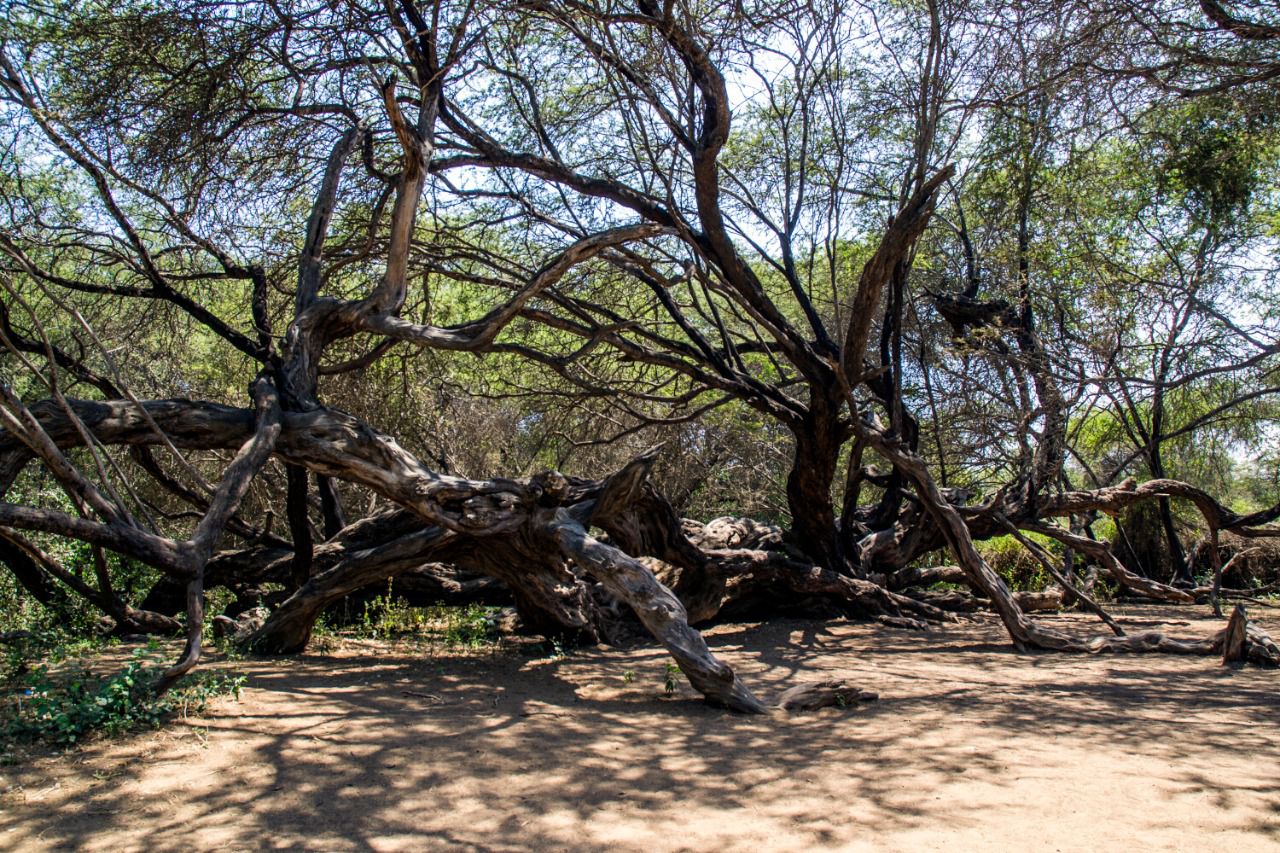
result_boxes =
[0,0,1277,711]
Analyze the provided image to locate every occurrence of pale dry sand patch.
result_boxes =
[1,606,1277,851]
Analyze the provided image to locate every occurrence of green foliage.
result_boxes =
[2,639,244,747]
[1153,98,1276,230]
[976,534,1058,592]
[436,604,500,649]
[663,662,680,696]
[1238,443,1280,511]
[2,628,114,695]
[347,585,500,650]
[542,638,568,661]
[309,614,340,654]
[356,586,418,640]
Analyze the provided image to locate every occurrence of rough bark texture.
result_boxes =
[776,681,879,712]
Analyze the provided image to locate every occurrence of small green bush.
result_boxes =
[663,663,680,696]
[3,643,245,747]
[437,603,499,648]
[357,586,422,639]
[977,534,1058,591]
[349,585,499,649]
[2,627,109,682]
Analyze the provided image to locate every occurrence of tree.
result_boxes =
[1055,93,1280,586]
[0,0,1277,712]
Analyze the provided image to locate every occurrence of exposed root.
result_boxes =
[876,615,931,631]
[1021,605,1277,666]
[776,680,879,712]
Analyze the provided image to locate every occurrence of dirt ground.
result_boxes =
[1,605,1277,852]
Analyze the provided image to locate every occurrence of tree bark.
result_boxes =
[784,396,845,572]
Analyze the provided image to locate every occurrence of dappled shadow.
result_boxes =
[2,607,1278,851]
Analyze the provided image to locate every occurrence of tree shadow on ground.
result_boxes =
[3,607,1278,851]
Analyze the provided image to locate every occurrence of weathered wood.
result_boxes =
[157,376,282,693]
[995,514,1123,635]
[7,389,1277,693]
[777,680,879,712]
[1243,623,1280,666]
[1222,604,1249,664]
[549,509,766,714]
[701,546,955,624]
[887,564,967,590]
[1013,589,1065,612]
[1026,522,1195,604]
[1219,606,1279,667]
[850,417,1041,649]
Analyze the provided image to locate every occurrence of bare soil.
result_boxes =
[2,605,1278,852]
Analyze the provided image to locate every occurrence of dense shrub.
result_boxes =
[2,637,244,747]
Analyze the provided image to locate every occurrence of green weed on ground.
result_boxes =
[324,585,502,651]
[1,636,244,748]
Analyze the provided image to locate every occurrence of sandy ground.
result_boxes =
[1,605,1277,852]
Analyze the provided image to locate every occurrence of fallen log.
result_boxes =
[777,680,879,712]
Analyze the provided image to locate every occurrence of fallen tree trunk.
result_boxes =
[6,393,1278,715]
[549,509,766,713]
[843,406,1280,660]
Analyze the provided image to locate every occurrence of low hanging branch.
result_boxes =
[834,362,1279,661]
[1024,522,1196,604]
[993,514,1124,636]
[156,376,282,693]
